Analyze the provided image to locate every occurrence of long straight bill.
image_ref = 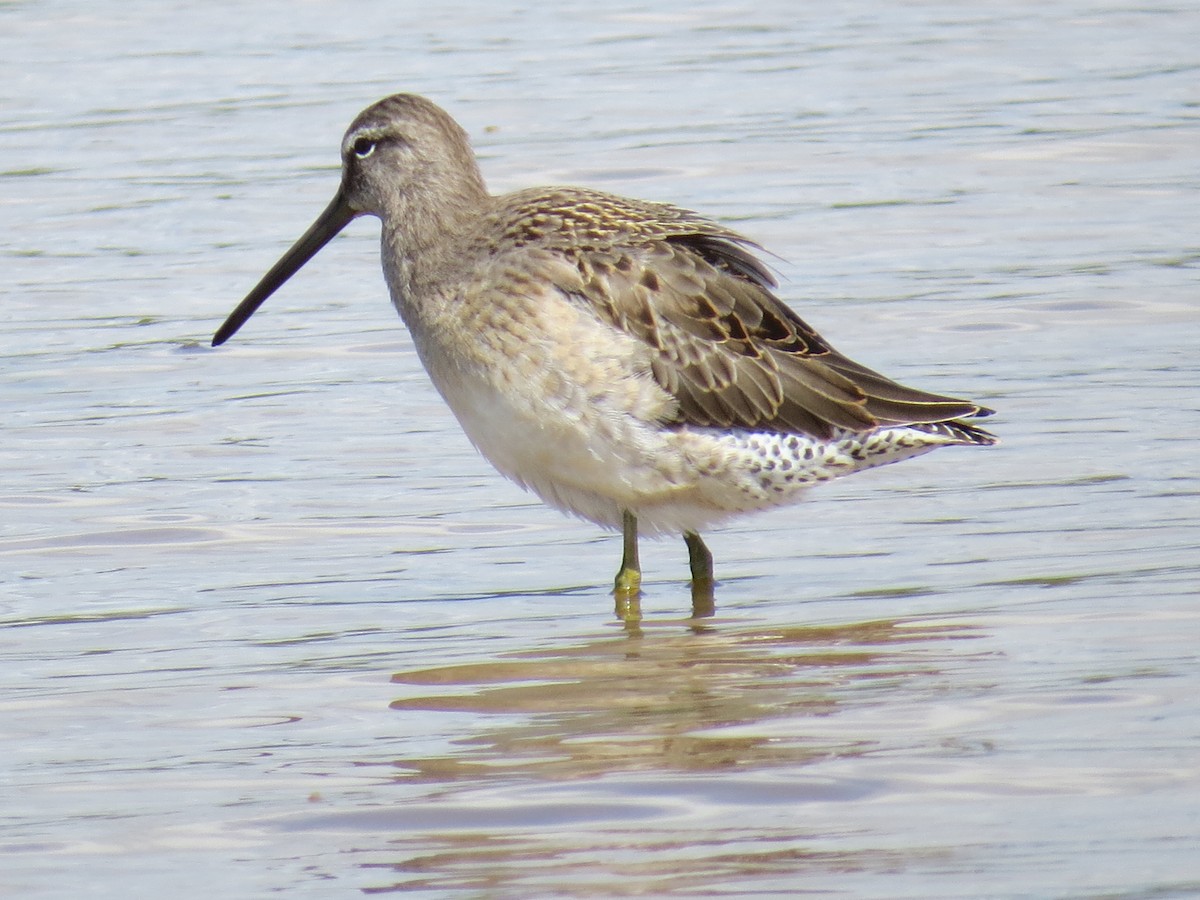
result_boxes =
[212,191,357,346]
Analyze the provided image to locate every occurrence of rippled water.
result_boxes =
[3,1,1198,897]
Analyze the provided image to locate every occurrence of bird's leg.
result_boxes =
[684,531,715,618]
[614,510,641,592]
[613,510,642,622]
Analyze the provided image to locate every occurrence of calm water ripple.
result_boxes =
[2,1,1198,897]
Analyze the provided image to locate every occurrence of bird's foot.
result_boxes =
[613,567,643,624]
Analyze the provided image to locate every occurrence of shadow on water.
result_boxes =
[386,617,983,781]
[279,616,991,894]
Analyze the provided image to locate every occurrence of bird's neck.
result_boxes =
[380,185,491,324]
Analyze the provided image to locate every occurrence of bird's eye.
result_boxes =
[352,137,377,159]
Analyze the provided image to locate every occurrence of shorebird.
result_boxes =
[213,93,996,619]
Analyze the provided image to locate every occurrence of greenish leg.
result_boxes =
[614,590,642,625]
[613,510,643,622]
[685,531,716,619]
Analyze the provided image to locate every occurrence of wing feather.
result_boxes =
[502,188,992,440]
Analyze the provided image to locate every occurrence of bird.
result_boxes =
[212,93,996,620]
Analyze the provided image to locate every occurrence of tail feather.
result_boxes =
[908,418,998,447]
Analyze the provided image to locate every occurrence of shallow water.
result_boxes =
[2,1,1199,897]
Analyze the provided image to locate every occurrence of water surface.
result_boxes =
[2,1,1198,897]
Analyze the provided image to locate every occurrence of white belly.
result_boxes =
[431,359,688,532]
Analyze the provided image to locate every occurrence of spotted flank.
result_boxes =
[702,420,997,506]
